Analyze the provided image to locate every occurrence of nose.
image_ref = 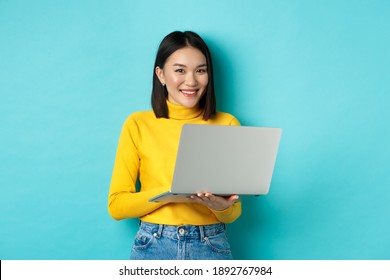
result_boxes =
[185,73,198,87]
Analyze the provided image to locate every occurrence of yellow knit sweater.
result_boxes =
[108,100,242,225]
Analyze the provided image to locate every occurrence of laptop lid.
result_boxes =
[149,124,282,202]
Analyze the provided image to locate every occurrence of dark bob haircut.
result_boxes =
[151,31,216,120]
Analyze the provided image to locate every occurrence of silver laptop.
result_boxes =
[149,124,282,202]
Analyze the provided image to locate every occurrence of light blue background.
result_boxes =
[1,0,389,260]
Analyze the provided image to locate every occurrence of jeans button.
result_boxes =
[179,228,185,235]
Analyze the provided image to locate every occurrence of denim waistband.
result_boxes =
[139,221,226,240]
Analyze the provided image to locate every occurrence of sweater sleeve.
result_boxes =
[229,116,241,126]
[211,201,242,224]
[108,116,168,220]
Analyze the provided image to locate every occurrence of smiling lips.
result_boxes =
[180,89,198,97]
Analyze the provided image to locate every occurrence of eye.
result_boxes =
[197,68,207,74]
[175,69,185,74]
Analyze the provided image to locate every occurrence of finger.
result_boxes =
[188,196,208,206]
[227,195,239,203]
[190,193,207,202]
[197,192,210,200]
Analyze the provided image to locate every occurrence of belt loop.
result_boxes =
[199,225,205,241]
[157,224,163,237]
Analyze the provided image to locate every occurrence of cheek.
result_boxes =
[166,74,181,85]
[200,75,209,87]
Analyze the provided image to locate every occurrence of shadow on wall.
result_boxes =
[205,36,237,113]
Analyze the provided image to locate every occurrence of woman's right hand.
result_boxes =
[187,192,239,211]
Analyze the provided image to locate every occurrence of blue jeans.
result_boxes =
[130,221,233,260]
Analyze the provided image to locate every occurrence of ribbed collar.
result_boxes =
[167,100,203,120]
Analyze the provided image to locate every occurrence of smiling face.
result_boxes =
[155,47,208,109]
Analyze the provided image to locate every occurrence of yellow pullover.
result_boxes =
[108,100,242,225]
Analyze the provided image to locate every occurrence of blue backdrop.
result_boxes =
[1,0,389,260]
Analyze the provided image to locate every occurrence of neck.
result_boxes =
[166,100,203,120]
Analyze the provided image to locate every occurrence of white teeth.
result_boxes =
[181,90,196,95]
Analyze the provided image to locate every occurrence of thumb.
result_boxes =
[227,195,239,203]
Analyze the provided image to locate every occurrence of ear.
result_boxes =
[155,66,165,85]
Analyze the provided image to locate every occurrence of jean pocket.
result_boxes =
[132,229,156,250]
[204,232,232,255]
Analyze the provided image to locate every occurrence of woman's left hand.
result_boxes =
[187,192,239,211]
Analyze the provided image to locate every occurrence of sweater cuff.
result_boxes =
[210,204,234,216]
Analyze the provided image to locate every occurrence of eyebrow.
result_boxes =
[172,63,207,68]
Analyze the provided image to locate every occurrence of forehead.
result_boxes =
[165,47,207,66]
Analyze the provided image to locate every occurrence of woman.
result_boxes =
[108,31,241,260]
